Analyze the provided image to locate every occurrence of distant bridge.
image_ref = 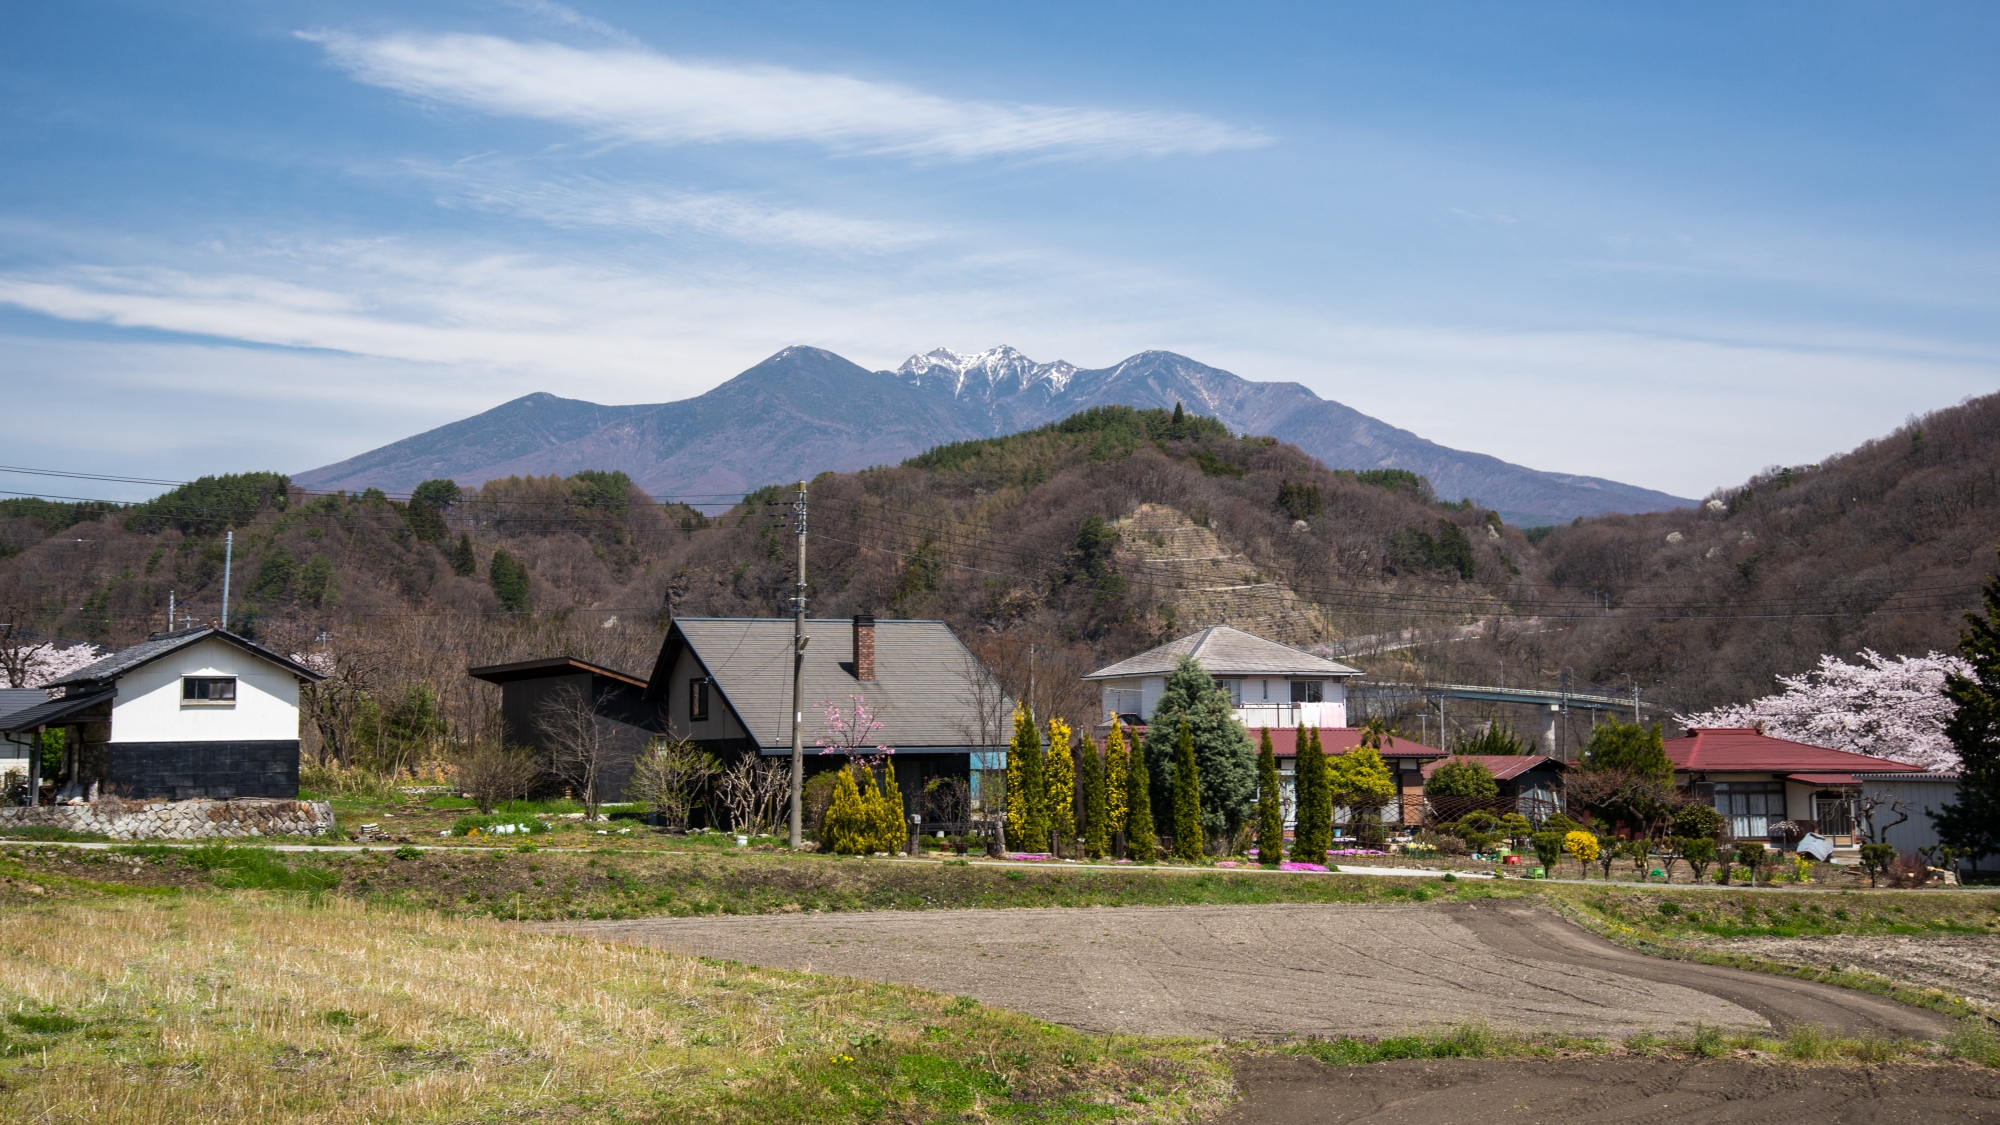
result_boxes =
[1348,681,1653,758]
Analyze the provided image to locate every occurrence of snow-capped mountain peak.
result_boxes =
[896,346,1077,398]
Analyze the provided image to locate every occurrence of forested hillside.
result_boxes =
[2,395,1997,770]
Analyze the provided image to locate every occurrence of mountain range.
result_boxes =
[294,345,1693,523]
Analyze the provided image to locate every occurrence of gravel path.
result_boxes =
[545,902,1951,1040]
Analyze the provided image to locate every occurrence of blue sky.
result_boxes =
[3,1,1995,501]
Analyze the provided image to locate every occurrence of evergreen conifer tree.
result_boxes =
[1142,656,1257,841]
[1105,719,1129,839]
[1935,549,2000,864]
[1046,718,1076,854]
[1256,727,1283,865]
[1081,732,1109,859]
[1005,707,1048,853]
[1171,719,1204,861]
[489,548,531,613]
[1291,726,1328,865]
[450,533,477,577]
[821,768,870,854]
[872,758,909,853]
[1125,732,1156,861]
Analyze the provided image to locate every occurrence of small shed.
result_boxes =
[1419,754,1568,823]
[1851,770,2000,875]
[0,626,325,802]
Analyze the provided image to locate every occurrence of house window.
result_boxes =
[689,678,711,722]
[182,677,237,704]
[1222,679,1243,705]
[1290,680,1323,704]
[1713,782,1784,839]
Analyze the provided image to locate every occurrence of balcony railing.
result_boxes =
[1234,701,1345,729]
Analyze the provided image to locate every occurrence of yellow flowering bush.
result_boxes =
[1563,830,1601,874]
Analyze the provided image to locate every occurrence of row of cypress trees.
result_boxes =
[1005,706,1158,859]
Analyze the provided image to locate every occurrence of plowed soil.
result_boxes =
[549,900,1952,1040]
[1218,1054,2000,1124]
[1709,933,2000,1007]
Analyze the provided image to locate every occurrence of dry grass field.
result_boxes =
[0,892,1230,1125]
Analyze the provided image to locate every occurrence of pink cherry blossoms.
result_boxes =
[813,695,893,759]
[1676,649,1970,771]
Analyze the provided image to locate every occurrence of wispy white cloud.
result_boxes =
[502,0,641,48]
[303,31,1269,159]
[414,166,936,251]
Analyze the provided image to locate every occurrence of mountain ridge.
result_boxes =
[295,345,1693,522]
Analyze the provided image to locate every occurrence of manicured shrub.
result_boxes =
[1426,757,1498,799]
[1562,830,1600,876]
[1734,841,1768,885]
[868,758,909,853]
[1170,719,1204,861]
[820,768,872,855]
[1256,728,1283,866]
[1540,813,1579,835]
[1530,830,1565,872]
[1672,803,1724,840]
[1859,842,1896,887]
[1681,836,1718,882]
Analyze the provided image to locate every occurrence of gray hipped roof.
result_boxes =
[45,626,327,691]
[1083,624,1363,681]
[666,618,1010,752]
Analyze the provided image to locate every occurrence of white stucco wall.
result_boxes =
[109,637,303,743]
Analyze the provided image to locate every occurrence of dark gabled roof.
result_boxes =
[45,627,326,689]
[0,689,114,734]
[467,657,648,690]
[661,617,1010,751]
[0,690,47,723]
[1084,625,1362,681]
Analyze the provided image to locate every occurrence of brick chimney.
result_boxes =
[852,614,876,682]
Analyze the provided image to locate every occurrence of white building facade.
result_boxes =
[1083,625,1363,730]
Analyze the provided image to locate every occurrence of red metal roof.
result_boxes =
[1419,754,1564,781]
[1787,773,1858,786]
[1668,728,1917,774]
[1248,727,1446,759]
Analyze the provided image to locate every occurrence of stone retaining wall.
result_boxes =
[0,798,335,840]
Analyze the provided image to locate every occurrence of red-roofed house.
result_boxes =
[1668,728,1930,843]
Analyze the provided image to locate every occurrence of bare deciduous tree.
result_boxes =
[453,737,540,813]
[536,682,612,821]
[716,755,790,836]
[629,738,719,830]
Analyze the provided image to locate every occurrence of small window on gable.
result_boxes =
[1290,680,1323,703]
[182,677,237,704]
[689,678,711,722]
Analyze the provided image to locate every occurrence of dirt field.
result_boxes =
[1218,1054,2000,1124]
[1710,933,2000,1007]
[549,901,1952,1040]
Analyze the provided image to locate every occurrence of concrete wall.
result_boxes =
[111,637,302,743]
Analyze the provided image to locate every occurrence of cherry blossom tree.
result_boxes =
[0,641,102,691]
[814,695,893,762]
[1677,649,1970,771]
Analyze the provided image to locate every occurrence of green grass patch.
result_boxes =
[181,846,340,893]
[0,826,111,842]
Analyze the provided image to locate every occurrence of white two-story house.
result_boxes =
[0,626,324,803]
[1082,624,1364,730]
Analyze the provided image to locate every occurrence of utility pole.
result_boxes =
[788,481,808,850]
[220,530,233,630]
